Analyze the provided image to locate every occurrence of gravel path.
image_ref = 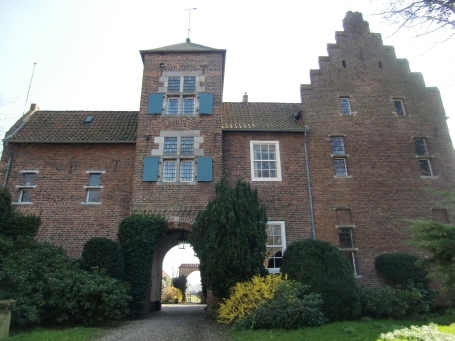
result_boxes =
[96,304,231,341]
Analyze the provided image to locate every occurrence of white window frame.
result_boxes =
[265,221,286,274]
[82,171,105,205]
[14,170,39,205]
[334,158,348,176]
[393,99,406,116]
[250,141,282,181]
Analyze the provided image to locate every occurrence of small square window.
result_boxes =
[180,161,193,182]
[331,137,345,155]
[180,137,194,155]
[87,189,100,203]
[415,138,428,156]
[163,161,177,182]
[340,98,352,115]
[164,137,178,155]
[334,158,348,176]
[19,189,33,203]
[394,100,406,116]
[168,77,181,93]
[183,77,196,92]
[22,173,35,186]
[167,98,179,115]
[419,159,433,176]
[183,98,195,115]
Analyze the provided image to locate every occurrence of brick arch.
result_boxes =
[178,263,200,278]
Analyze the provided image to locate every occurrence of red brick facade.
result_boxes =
[1,12,454,288]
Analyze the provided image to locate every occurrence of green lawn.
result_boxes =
[231,315,455,341]
[8,327,105,341]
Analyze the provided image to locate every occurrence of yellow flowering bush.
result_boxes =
[217,274,282,324]
[161,285,183,303]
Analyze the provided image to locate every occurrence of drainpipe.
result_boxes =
[303,129,316,239]
[2,150,12,189]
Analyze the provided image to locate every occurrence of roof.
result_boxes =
[221,102,306,132]
[140,40,226,61]
[4,111,138,143]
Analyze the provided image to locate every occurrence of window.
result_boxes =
[183,76,196,92]
[165,75,196,115]
[167,98,179,115]
[340,97,352,115]
[183,98,195,115]
[250,141,282,181]
[338,227,358,275]
[167,77,181,92]
[415,138,428,156]
[265,221,286,274]
[414,137,434,176]
[83,171,104,204]
[331,136,345,155]
[394,99,406,116]
[334,158,348,176]
[419,159,433,176]
[16,170,38,204]
[162,137,195,183]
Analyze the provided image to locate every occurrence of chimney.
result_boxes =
[243,92,248,103]
[30,103,39,111]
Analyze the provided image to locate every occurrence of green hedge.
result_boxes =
[0,236,130,326]
[375,253,429,287]
[281,239,360,322]
[118,214,167,319]
[81,237,125,280]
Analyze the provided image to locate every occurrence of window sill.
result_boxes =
[415,155,434,158]
[339,247,359,251]
[334,175,352,178]
[251,178,282,182]
[81,202,101,206]
[12,202,33,205]
[420,176,439,179]
[336,224,356,228]
[157,181,196,186]
[331,154,349,158]
[354,275,363,279]
[83,186,104,189]
[340,111,358,116]
[266,268,280,274]
[16,185,36,189]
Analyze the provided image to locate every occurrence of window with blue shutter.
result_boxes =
[147,94,164,115]
[197,157,212,182]
[143,157,159,181]
[199,93,214,115]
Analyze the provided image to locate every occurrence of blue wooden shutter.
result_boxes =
[143,157,159,181]
[197,157,212,182]
[147,94,163,114]
[199,93,214,115]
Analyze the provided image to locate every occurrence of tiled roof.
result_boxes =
[141,40,224,54]
[5,111,138,143]
[221,102,306,131]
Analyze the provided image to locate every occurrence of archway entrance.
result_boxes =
[149,225,200,311]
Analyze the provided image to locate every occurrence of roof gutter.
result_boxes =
[222,128,309,133]
[3,140,136,144]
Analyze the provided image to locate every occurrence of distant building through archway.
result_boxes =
[178,263,200,278]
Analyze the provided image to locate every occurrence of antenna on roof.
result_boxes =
[23,62,37,116]
[184,7,197,42]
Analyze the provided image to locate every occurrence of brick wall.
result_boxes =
[132,51,225,227]
[222,131,313,244]
[2,143,135,258]
[302,12,455,286]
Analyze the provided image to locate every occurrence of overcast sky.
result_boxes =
[1,0,454,281]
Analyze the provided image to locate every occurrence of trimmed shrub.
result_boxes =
[161,286,183,303]
[118,214,167,319]
[281,239,360,322]
[0,188,40,239]
[172,276,187,301]
[217,274,282,324]
[0,236,130,326]
[375,253,429,287]
[239,280,325,330]
[379,323,455,341]
[360,284,436,319]
[81,237,125,280]
[190,178,268,299]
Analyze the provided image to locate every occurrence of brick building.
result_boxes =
[1,12,454,308]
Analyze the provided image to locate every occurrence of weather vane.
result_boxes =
[184,7,197,41]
